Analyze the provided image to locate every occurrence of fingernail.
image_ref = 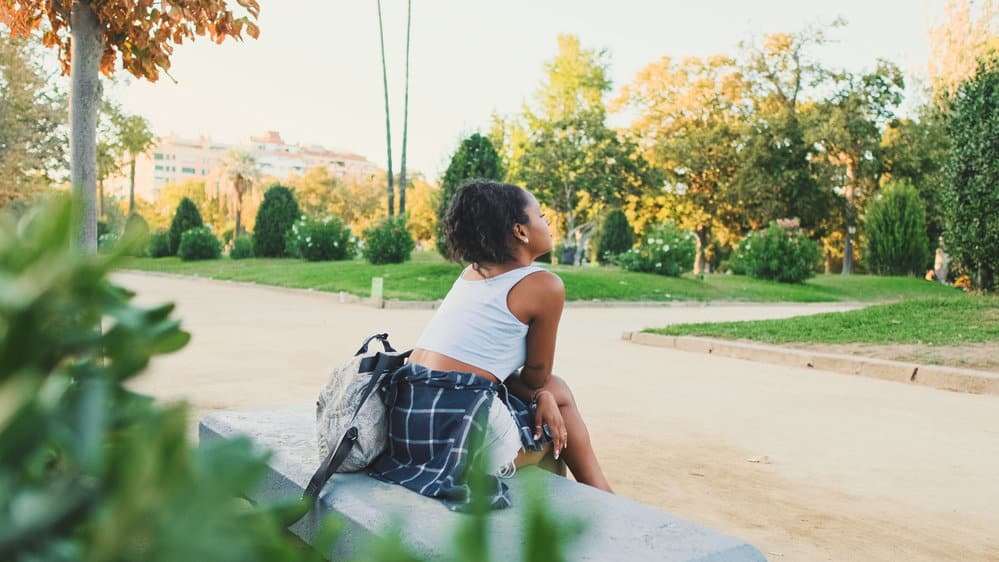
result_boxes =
[554,450,559,460]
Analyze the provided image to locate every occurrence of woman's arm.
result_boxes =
[507,270,565,393]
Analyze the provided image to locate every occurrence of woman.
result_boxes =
[369,179,612,509]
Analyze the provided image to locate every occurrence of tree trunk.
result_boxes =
[98,178,104,218]
[398,0,412,215]
[235,206,242,238]
[70,1,103,253]
[128,156,137,214]
[694,225,711,275]
[376,0,394,216]
[841,160,856,275]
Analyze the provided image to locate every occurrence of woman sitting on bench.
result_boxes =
[369,179,613,510]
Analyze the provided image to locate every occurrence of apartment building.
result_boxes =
[119,131,378,202]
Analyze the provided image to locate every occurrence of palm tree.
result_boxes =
[398,0,412,215]
[376,0,394,216]
[115,114,156,215]
[221,148,260,237]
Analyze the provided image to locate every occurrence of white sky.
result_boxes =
[111,0,949,181]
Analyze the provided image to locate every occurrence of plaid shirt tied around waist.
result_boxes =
[368,363,549,511]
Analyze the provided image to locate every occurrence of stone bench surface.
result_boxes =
[199,406,765,562]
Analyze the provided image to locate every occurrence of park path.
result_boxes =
[115,271,999,562]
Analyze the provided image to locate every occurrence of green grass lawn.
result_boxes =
[119,250,962,304]
[647,296,999,345]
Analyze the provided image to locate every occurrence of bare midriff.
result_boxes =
[408,349,501,384]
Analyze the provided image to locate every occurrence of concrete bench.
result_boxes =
[199,406,766,561]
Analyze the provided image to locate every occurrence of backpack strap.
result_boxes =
[303,346,411,503]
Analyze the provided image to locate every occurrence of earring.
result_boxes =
[522,237,529,244]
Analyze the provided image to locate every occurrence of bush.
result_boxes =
[286,215,356,261]
[735,218,821,283]
[168,197,204,255]
[364,215,415,264]
[178,226,222,261]
[230,235,254,259]
[618,222,696,276]
[149,229,172,258]
[596,209,634,264]
[864,180,931,276]
[123,213,150,257]
[253,185,300,257]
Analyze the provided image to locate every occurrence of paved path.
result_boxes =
[116,271,999,562]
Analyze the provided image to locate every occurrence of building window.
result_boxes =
[154,153,164,160]
[154,165,163,171]
[182,167,196,174]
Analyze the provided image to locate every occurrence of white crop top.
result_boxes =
[415,265,546,380]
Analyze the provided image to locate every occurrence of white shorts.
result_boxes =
[482,396,523,478]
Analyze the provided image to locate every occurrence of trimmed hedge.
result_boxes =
[363,215,415,264]
[253,185,300,257]
[734,219,820,283]
[168,197,204,255]
[618,221,696,276]
[178,226,222,261]
[864,180,931,276]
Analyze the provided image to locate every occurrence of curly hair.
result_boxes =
[444,179,530,265]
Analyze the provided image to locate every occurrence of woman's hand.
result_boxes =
[533,390,567,460]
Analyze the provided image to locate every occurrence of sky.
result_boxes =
[113,0,950,182]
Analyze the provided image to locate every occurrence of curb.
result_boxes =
[622,332,999,396]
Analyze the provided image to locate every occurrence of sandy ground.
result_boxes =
[115,272,999,562]
[782,342,999,373]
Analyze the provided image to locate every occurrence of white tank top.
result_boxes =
[415,265,546,379]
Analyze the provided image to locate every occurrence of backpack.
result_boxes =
[304,333,411,501]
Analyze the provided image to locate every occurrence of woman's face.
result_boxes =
[521,192,553,256]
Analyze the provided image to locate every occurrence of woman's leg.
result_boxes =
[543,375,613,493]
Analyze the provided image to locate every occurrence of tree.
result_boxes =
[512,35,657,264]
[944,57,999,291]
[253,184,300,257]
[881,109,951,248]
[1,0,260,252]
[813,60,905,274]
[616,54,745,273]
[96,100,124,219]
[405,175,438,245]
[733,26,837,240]
[0,35,66,207]
[927,0,999,105]
[436,133,504,257]
[114,112,156,215]
[864,179,931,276]
[168,197,204,255]
[595,208,634,263]
[220,148,260,237]
[398,0,412,215]
[376,0,395,217]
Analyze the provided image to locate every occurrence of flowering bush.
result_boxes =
[363,215,415,264]
[285,215,356,261]
[734,218,820,283]
[617,221,696,276]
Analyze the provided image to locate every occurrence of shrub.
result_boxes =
[178,226,222,261]
[618,222,696,276]
[864,180,931,276]
[596,209,634,264]
[230,235,254,259]
[168,197,204,255]
[286,215,356,261]
[122,213,150,257]
[149,229,172,258]
[253,185,300,257]
[364,215,415,264]
[736,218,821,283]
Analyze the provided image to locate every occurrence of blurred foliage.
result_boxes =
[0,195,586,562]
